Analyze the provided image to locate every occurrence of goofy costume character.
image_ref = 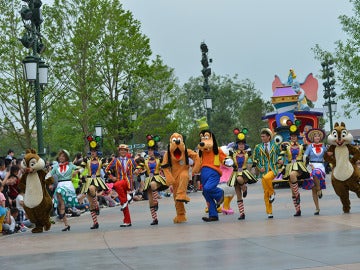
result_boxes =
[198,127,233,222]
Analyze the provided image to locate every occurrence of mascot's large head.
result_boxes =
[196,116,219,157]
[167,133,189,167]
[327,122,353,147]
[21,149,45,173]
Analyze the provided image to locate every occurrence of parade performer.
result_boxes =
[161,132,200,223]
[19,149,54,233]
[302,128,327,215]
[282,124,310,217]
[218,162,235,215]
[197,117,233,222]
[227,128,258,220]
[254,128,282,219]
[49,149,79,231]
[324,122,360,213]
[106,144,136,227]
[81,139,108,229]
[143,135,168,225]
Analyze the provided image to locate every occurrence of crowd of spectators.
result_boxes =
[0,149,157,236]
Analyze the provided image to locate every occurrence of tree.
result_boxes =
[175,74,272,149]
[42,0,176,156]
[0,0,44,154]
[312,0,360,117]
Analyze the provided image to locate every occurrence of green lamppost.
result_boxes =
[200,42,212,126]
[19,0,48,157]
[321,57,337,132]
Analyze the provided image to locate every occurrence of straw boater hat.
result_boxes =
[306,128,325,143]
[260,128,273,140]
[118,144,129,151]
[59,149,70,161]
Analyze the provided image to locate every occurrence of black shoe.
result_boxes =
[202,216,219,222]
[294,210,301,217]
[318,190,323,199]
[242,186,248,198]
[314,209,320,215]
[62,225,70,231]
[268,214,273,219]
[90,223,99,229]
[216,190,225,208]
[120,223,132,227]
[150,219,158,225]
[238,214,245,220]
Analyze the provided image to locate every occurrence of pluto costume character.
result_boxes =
[324,122,360,213]
[162,133,200,223]
[18,149,54,233]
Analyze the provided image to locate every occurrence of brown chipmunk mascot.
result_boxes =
[18,149,54,233]
[161,133,200,223]
[324,122,360,213]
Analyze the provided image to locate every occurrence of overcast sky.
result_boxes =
[120,0,356,130]
[42,0,357,130]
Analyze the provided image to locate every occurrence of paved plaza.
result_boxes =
[2,176,360,270]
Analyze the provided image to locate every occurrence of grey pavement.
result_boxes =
[2,176,360,270]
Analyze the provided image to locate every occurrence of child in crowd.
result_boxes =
[0,181,8,233]
[15,191,32,228]
[2,207,20,234]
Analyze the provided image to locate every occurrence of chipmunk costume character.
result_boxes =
[18,149,54,233]
[197,118,233,222]
[162,133,200,223]
[324,122,360,213]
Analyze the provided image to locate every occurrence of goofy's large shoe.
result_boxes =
[202,216,219,222]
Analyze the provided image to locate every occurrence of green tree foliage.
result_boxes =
[42,0,176,156]
[0,0,41,154]
[175,74,272,149]
[313,0,360,117]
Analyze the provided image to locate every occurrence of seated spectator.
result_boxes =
[3,207,20,234]
[2,171,19,207]
[15,191,33,228]
[75,193,90,212]
[5,149,15,168]
[97,188,117,207]
[0,181,8,233]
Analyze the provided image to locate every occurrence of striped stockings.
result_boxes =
[237,200,245,215]
[150,206,158,221]
[290,182,301,212]
[90,210,98,225]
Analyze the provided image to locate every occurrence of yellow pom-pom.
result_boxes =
[90,141,97,148]
[238,133,245,140]
[290,125,297,133]
[148,140,155,147]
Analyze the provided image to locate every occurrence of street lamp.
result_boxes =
[200,42,212,125]
[321,57,337,131]
[20,0,48,158]
[130,112,137,154]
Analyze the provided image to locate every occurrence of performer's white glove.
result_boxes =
[188,158,194,166]
[45,171,52,180]
[224,158,234,167]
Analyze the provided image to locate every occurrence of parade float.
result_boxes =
[262,69,323,186]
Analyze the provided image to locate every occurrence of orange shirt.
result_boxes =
[201,148,227,176]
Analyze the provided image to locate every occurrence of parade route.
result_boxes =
[2,177,360,270]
